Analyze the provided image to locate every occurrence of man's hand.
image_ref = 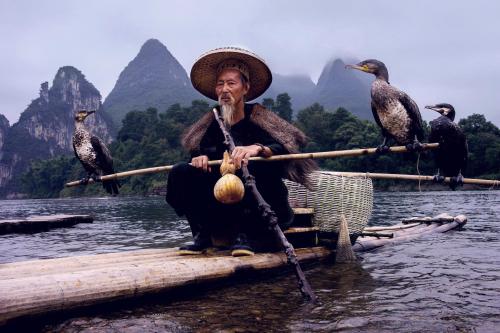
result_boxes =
[191,155,211,172]
[231,145,262,169]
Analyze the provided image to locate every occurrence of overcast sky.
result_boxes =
[1,0,499,126]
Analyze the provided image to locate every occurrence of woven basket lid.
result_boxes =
[190,47,272,101]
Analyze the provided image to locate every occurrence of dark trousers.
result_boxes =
[165,162,293,245]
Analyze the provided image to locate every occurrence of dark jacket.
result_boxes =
[182,103,317,189]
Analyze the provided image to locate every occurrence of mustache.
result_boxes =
[218,93,235,104]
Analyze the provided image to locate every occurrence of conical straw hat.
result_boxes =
[190,47,272,101]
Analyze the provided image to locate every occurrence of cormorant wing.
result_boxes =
[455,123,469,172]
[72,141,80,160]
[371,101,388,136]
[398,92,424,140]
[73,141,94,174]
[90,136,114,174]
[428,119,440,144]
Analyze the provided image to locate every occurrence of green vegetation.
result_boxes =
[458,114,500,179]
[21,156,78,198]
[263,93,293,121]
[21,96,500,198]
[22,101,210,197]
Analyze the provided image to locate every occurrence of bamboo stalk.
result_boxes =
[327,172,500,186]
[65,143,439,187]
[363,223,421,232]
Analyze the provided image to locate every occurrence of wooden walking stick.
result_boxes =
[211,108,317,303]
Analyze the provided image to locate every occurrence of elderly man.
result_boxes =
[166,47,315,256]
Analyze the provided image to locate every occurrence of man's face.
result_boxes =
[215,69,249,106]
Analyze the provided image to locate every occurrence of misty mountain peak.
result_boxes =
[139,38,169,55]
[103,39,200,126]
[0,67,112,196]
[16,65,109,147]
[127,39,185,76]
[0,114,9,153]
[0,114,10,129]
[315,57,372,119]
[51,66,101,104]
[317,58,353,87]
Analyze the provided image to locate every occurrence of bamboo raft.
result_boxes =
[0,214,93,235]
[0,173,469,325]
[0,213,467,326]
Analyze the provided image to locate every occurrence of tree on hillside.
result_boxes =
[459,114,500,178]
[20,98,500,198]
[273,93,293,121]
[262,98,275,111]
[295,103,336,152]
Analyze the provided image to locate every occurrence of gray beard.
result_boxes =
[220,103,235,127]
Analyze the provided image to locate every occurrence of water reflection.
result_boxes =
[1,191,499,332]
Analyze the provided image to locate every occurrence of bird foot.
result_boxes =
[93,175,102,183]
[433,175,445,183]
[79,177,90,185]
[449,175,464,190]
[376,145,390,154]
[406,141,424,153]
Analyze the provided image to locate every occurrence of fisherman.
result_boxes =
[166,47,316,256]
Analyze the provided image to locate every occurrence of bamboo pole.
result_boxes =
[327,171,500,186]
[65,143,439,187]
[353,215,467,252]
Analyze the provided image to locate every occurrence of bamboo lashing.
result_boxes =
[65,143,440,187]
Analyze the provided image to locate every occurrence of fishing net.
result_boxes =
[285,171,373,234]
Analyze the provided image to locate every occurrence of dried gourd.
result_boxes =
[214,151,245,204]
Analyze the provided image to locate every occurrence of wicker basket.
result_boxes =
[285,171,373,235]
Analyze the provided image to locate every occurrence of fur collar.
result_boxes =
[182,103,317,188]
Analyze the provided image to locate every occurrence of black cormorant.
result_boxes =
[346,59,424,152]
[426,103,468,190]
[73,110,120,195]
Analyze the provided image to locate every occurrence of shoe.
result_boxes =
[178,232,211,255]
[231,233,255,257]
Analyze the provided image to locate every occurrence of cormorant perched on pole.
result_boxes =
[346,59,424,153]
[72,110,120,195]
[426,103,468,190]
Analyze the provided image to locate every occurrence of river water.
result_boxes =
[0,191,499,332]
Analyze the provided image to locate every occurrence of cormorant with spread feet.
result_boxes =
[72,110,120,195]
[346,59,424,153]
[426,103,468,190]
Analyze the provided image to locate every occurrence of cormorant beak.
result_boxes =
[345,64,370,73]
[83,110,96,118]
[425,105,443,114]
